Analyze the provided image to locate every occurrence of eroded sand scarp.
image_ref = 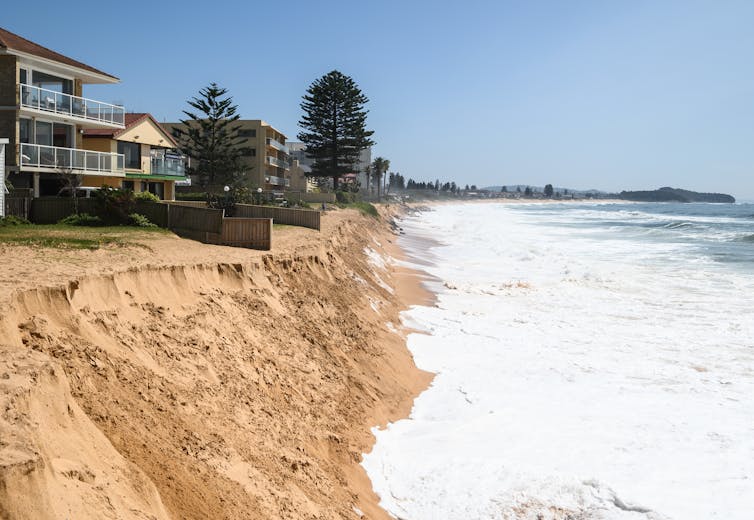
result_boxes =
[0,208,431,520]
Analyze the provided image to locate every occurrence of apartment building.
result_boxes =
[83,113,186,200]
[0,27,126,197]
[287,142,371,191]
[163,119,291,191]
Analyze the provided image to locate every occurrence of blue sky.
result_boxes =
[5,0,754,198]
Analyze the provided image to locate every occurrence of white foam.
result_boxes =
[363,203,754,520]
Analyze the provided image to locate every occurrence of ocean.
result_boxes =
[362,201,754,520]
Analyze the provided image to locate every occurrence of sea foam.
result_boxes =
[362,202,754,520]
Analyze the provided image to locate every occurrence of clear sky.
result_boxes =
[5,0,754,198]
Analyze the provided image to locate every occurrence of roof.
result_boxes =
[0,26,118,81]
[83,113,178,147]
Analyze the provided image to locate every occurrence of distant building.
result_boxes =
[163,119,290,191]
[286,142,371,191]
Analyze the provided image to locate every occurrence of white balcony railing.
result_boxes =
[20,143,125,175]
[265,175,289,186]
[266,155,290,169]
[266,137,289,154]
[20,84,125,127]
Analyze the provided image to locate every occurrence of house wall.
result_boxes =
[119,119,171,147]
[81,175,122,189]
[0,55,18,168]
[81,137,116,154]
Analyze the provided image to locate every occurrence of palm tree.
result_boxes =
[371,157,390,200]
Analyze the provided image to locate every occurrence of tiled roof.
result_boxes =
[0,26,118,80]
[83,113,178,147]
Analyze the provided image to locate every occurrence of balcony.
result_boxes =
[150,155,186,177]
[20,143,125,176]
[265,175,290,187]
[266,137,289,154]
[20,84,125,128]
[266,155,290,169]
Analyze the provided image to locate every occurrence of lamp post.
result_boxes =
[257,187,263,205]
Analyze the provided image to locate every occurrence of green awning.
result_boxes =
[125,173,188,182]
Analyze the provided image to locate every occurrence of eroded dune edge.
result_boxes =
[0,211,431,520]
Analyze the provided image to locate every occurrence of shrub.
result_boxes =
[336,190,358,204]
[134,191,160,202]
[58,213,104,226]
[0,215,31,226]
[94,186,135,225]
[176,192,209,201]
[351,202,379,219]
[127,213,157,228]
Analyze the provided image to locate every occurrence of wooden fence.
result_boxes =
[30,198,97,224]
[4,198,32,220]
[168,203,224,234]
[16,197,272,250]
[234,204,320,231]
[206,218,272,249]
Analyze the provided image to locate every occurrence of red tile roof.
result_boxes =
[83,113,178,147]
[0,26,118,81]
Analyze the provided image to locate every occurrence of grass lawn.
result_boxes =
[0,224,170,250]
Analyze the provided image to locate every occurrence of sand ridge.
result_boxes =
[0,207,432,519]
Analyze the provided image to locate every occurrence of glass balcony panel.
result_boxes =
[55,148,72,168]
[19,84,125,127]
[266,138,289,154]
[85,152,99,171]
[150,156,186,176]
[20,144,38,166]
[20,143,124,175]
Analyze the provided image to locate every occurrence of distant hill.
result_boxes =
[619,187,735,203]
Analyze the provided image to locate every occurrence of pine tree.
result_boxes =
[544,184,554,197]
[172,83,247,189]
[298,71,375,189]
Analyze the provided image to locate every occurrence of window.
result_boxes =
[241,147,256,157]
[19,119,31,144]
[35,121,52,146]
[19,69,27,84]
[122,181,135,191]
[31,71,72,94]
[147,182,164,199]
[118,141,141,169]
[52,123,72,147]
[238,129,256,138]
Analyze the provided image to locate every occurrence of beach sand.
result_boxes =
[0,206,432,519]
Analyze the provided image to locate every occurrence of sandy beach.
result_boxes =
[0,205,433,519]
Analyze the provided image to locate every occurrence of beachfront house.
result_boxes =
[0,27,126,197]
[162,119,291,192]
[83,113,186,200]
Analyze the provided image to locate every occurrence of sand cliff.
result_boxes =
[0,209,431,519]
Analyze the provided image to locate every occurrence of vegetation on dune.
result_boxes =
[337,201,379,219]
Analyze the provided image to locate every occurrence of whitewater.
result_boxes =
[362,202,754,520]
